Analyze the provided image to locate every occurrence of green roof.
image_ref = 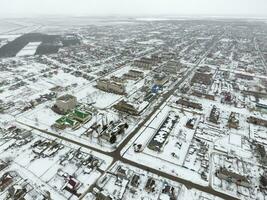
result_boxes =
[55,107,91,128]
[65,117,78,126]
[55,116,67,125]
[55,116,79,126]
[73,109,91,119]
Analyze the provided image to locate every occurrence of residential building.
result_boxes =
[97,79,125,95]
[191,72,213,86]
[154,73,168,86]
[134,59,152,70]
[216,167,250,188]
[113,100,139,116]
[124,69,144,80]
[176,98,203,110]
[165,60,181,74]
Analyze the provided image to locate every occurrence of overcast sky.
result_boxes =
[1,0,267,18]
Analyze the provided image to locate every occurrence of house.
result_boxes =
[161,183,176,200]
[53,94,77,114]
[145,178,156,192]
[63,176,81,195]
[116,166,128,180]
[96,191,113,200]
[222,92,233,104]
[115,166,129,188]
[0,160,8,171]
[260,173,267,190]
[209,105,220,124]
[0,172,15,192]
[228,112,239,129]
[186,118,197,129]
[256,143,267,165]
[7,184,27,199]
[130,174,140,188]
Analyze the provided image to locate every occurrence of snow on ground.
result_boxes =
[0,34,21,41]
[210,153,265,200]
[0,126,112,200]
[75,84,121,109]
[138,39,164,45]
[0,20,23,34]
[16,42,42,57]
[93,161,223,200]
[121,97,208,187]
[229,133,242,147]
[16,100,138,152]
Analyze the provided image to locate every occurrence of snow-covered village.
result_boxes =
[0,9,267,200]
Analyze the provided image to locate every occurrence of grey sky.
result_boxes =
[1,0,267,18]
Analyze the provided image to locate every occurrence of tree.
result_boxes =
[109,135,117,144]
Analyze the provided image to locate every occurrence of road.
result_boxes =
[18,31,239,200]
[254,37,267,74]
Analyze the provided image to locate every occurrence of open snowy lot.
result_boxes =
[16,42,42,57]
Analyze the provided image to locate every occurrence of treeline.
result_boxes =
[0,33,81,58]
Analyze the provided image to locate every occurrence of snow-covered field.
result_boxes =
[0,21,23,34]
[16,42,42,57]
